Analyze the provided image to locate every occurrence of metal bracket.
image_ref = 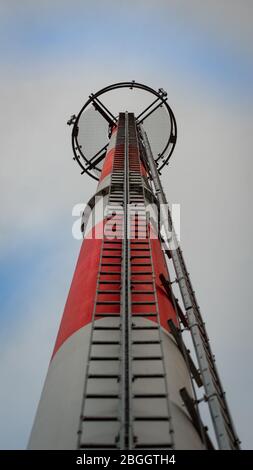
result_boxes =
[180,388,214,450]
[160,273,189,328]
[168,319,203,388]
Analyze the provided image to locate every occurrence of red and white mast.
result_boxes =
[28,82,240,450]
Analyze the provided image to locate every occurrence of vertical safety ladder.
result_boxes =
[140,126,240,450]
[127,113,174,449]
[77,113,175,449]
[77,115,126,449]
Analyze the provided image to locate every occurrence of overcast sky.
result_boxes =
[0,0,252,449]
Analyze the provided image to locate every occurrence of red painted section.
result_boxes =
[140,161,147,177]
[52,221,177,359]
[51,222,104,359]
[99,148,115,182]
[129,227,178,328]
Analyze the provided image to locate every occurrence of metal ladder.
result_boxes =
[127,113,174,449]
[77,113,175,449]
[77,115,126,449]
[140,125,240,450]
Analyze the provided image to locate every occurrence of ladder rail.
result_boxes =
[77,214,107,448]
[119,112,133,448]
[77,117,125,449]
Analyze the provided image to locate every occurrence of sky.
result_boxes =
[0,0,252,449]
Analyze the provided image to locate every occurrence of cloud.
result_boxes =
[1,0,252,103]
[0,0,252,450]
[0,234,80,449]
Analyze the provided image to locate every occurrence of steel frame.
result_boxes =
[70,81,177,180]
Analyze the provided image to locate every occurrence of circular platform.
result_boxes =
[68,81,177,180]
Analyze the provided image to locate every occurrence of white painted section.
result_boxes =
[28,318,205,449]
[28,325,92,450]
[82,193,109,239]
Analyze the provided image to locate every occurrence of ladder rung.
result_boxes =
[105,211,123,215]
[99,280,121,284]
[86,394,119,399]
[134,416,171,421]
[131,280,153,284]
[129,212,146,216]
[134,443,172,449]
[90,356,120,361]
[92,341,120,345]
[82,416,119,421]
[100,272,121,275]
[98,290,121,294]
[130,203,146,207]
[104,231,123,235]
[131,271,152,275]
[133,373,165,379]
[131,256,151,259]
[93,326,121,330]
[133,356,162,360]
[131,290,154,294]
[133,394,167,398]
[101,263,122,267]
[131,249,150,253]
[132,313,157,317]
[88,374,120,379]
[106,203,123,207]
[80,444,119,449]
[132,326,159,330]
[131,241,149,245]
[105,223,123,227]
[132,301,156,305]
[103,248,122,251]
[132,340,160,345]
[109,199,123,202]
[130,219,146,223]
[131,222,147,225]
[95,314,120,318]
[96,301,120,304]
